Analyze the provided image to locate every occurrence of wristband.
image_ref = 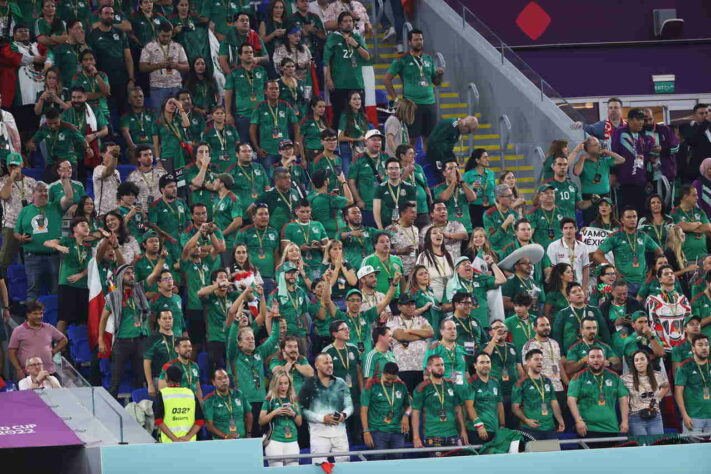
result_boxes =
[473,418,483,429]
[362,428,370,432]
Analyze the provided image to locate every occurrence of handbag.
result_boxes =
[639,398,658,420]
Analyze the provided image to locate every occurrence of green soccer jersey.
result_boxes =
[157,116,191,169]
[133,253,174,295]
[203,292,233,343]
[361,378,410,433]
[488,343,520,396]
[61,104,108,137]
[335,307,379,354]
[57,0,90,27]
[53,43,85,86]
[444,273,498,329]
[483,205,518,254]
[670,205,710,261]
[301,116,326,152]
[276,77,306,119]
[308,191,350,240]
[501,276,546,316]
[219,29,267,68]
[323,31,367,90]
[637,277,683,301]
[310,153,343,194]
[256,187,301,236]
[57,236,94,288]
[462,167,496,207]
[182,255,220,310]
[426,119,460,166]
[413,287,443,337]
[267,287,310,337]
[250,100,298,155]
[349,152,388,212]
[70,72,110,120]
[48,179,85,207]
[450,314,485,358]
[340,224,376,269]
[464,375,502,432]
[543,179,580,219]
[412,378,462,437]
[183,163,217,210]
[637,216,672,249]
[143,333,178,378]
[198,0,242,37]
[148,197,190,242]
[201,125,239,173]
[433,182,474,233]
[511,376,556,431]
[402,164,429,214]
[597,229,660,284]
[159,359,201,394]
[361,254,403,299]
[31,123,86,166]
[504,314,537,353]
[374,180,417,228]
[268,163,308,191]
[260,397,301,443]
[423,341,468,383]
[14,201,64,254]
[691,293,711,339]
[225,65,267,117]
[269,356,311,395]
[566,339,617,364]
[579,156,615,195]
[323,342,360,402]
[226,321,281,403]
[113,298,149,339]
[282,220,328,271]
[118,205,149,238]
[676,359,711,419]
[671,340,693,366]
[34,17,65,48]
[149,293,186,336]
[203,389,251,438]
[130,12,168,49]
[235,225,279,279]
[362,349,396,379]
[211,192,242,246]
[86,26,130,84]
[568,369,629,433]
[387,52,437,105]
[186,113,205,143]
[119,110,157,147]
[227,161,269,210]
[552,305,611,356]
[527,205,564,250]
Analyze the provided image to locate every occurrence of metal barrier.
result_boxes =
[369,0,385,59]
[498,114,512,168]
[263,432,711,462]
[433,52,446,120]
[466,82,480,153]
[402,21,412,53]
[533,146,545,185]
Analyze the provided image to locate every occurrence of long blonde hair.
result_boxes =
[395,98,416,126]
[322,239,343,265]
[665,224,686,268]
[467,227,497,261]
[266,368,299,406]
[279,242,302,266]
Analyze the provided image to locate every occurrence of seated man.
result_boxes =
[18,356,61,390]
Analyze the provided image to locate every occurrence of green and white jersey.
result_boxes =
[568,368,628,433]
[675,359,711,419]
[360,378,410,433]
[511,376,557,431]
[203,389,251,439]
[412,378,462,438]
[463,375,502,432]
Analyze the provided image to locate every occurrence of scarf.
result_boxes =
[603,118,627,141]
[105,265,150,346]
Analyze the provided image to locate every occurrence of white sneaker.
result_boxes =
[396,44,404,53]
[382,26,395,42]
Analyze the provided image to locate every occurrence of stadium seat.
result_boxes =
[67,325,92,364]
[201,384,215,397]
[117,164,137,182]
[197,352,209,384]
[38,294,58,327]
[23,167,44,182]
[7,264,27,303]
[131,388,155,404]
[85,177,94,199]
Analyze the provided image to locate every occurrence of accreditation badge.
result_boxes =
[228,418,237,432]
[438,409,448,422]
[598,392,606,406]
[284,425,293,438]
[501,367,510,382]
[704,386,710,400]
[540,403,548,416]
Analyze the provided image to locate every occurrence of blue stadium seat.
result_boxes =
[38,294,58,327]
[0,380,17,392]
[23,167,44,182]
[117,164,137,182]
[197,352,209,384]
[100,357,136,394]
[7,264,27,303]
[131,388,155,404]
[30,151,44,169]
[67,325,92,364]
[201,384,215,397]
[85,177,94,199]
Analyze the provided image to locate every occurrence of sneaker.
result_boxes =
[382,26,395,42]
[396,44,404,53]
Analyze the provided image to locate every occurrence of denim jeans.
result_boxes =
[261,154,280,170]
[683,418,711,434]
[370,431,405,460]
[149,86,181,113]
[628,412,664,436]
[24,252,59,302]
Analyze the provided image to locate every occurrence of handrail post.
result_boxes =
[434,52,445,121]
[498,115,511,170]
[533,146,545,186]
[402,22,412,55]
[467,82,480,153]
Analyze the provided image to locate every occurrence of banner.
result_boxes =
[0,391,83,449]
[580,227,612,253]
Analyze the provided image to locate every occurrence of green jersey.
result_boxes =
[637,276,683,301]
[276,77,306,119]
[227,161,270,210]
[14,201,64,254]
[268,163,308,190]
[348,151,387,211]
[133,253,174,295]
[211,192,243,246]
[182,256,220,310]
[671,340,693,365]
[57,236,94,288]
[462,167,496,207]
[426,119,460,166]
[198,0,243,37]
[259,397,301,443]
[579,156,616,195]
[310,153,343,194]
[282,220,328,271]
[423,341,468,384]
[691,293,711,339]
[70,73,110,120]
[412,378,462,437]
[483,205,518,253]
[340,224,376,269]
[149,293,186,336]
[501,276,546,316]
[226,321,281,403]
[527,205,564,250]
[256,187,301,236]
[219,29,267,68]
[637,216,673,250]
[361,254,403,299]
[201,125,240,173]
[203,389,251,439]
[119,110,158,147]
[48,179,85,206]
[308,191,350,239]
[250,100,298,155]
[56,0,90,28]
[323,342,361,402]
[269,355,311,395]
[597,229,660,284]
[224,65,267,117]
[148,197,190,242]
[31,122,86,166]
[670,205,710,261]
[117,205,148,238]
[130,12,168,49]
[301,116,326,152]
[504,315,536,353]
[86,26,130,84]
[552,305,610,356]
[362,349,396,379]
[542,179,580,219]
[267,287,310,337]
[323,31,367,90]
[402,164,429,214]
[433,182,474,233]
[566,339,617,363]
[53,43,85,86]
[157,115,191,169]
[464,375,502,432]
[183,163,217,210]
[374,180,417,228]
[444,273,498,329]
[159,359,201,394]
[511,376,557,431]
[334,307,379,354]
[235,225,279,279]
[568,369,628,433]
[143,333,178,378]
[675,359,711,419]
[361,378,410,433]
[203,292,233,342]
[450,314,485,358]
[488,343,520,396]
[386,52,437,105]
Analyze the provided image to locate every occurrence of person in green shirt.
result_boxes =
[552,282,611,355]
[148,174,190,262]
[156,96,192,171]
[361,232,404,298]
[129,0,168,51]
[373,157,417,229]
[526,184,565,250]
[218,12,269,72]
[255,166,302,236]
[360,361,411,459]
[158,337,203,399]
[635,254,684,303]
[362,326,397,380]
[28,109,89,168]
[34,0,67,50]
[425,116,478,178]
[308,168,354,239]
[564,317,621,377]
[691,277,711,341]
[444,255,506,329]
[268,139,308,191]
[224,44,268,141]
[235,204,280,291]
[52,20,89,87]
[323,11,370,127]
[201,106,240,173]
[249,81,300,169]
[542,156,590,220]
[594,207,663,294]
[433,159,477,233]
[672,315,702,374]
[267,261,310,346]
[568,347,629,437]
[120,87,159,160]
[71,50,111,123]
[674,334,711,432]
[412,354,468,449]
[339,204,376,269]
[570,137,625,198]
[227,142,270,212]
[259,368,303,465]
[310,129,343,194]
[347,130,389,226]
[504,292,537,353]
[211,173,243,249]
[323,318,363,409]
[462,352,504,443]
[483,321,524,399]
[57,2,91,30]
[197,0,243,40]
[301,98,328,161]
[483,183,519,255]
[501,257,546,317]
[671,184,711,262]
[512,349,565,439]
[621,311,666,371]
[48,159,86,209]
[423,319,468,385]
[116,181,149,238]
[133,230,175,298]
[448,291,486,363]
[268,335,315,396]
[143,309,178,397]
[463,149,496,228]
[183,143,218,210]
[204,368,253,440]
[282,200,328,277]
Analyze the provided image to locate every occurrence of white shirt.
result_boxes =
[18,375,60,390]
[546,237,589,284]
[92,165,121,216]
[126,167,166,209]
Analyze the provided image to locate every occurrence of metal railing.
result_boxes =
[533,146,545,185]
[434,52,446,119]
[263,432,711,462]
[498,114,512,168]
[369,0,385,60]
[402,21,412,53]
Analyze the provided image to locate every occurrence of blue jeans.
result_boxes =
[628,412,664,436]
[338,143,354,177]
[149,86,181,112]
[683,418,711,434]
[370,431,405,460]
[261,154,280,170]
[24,252,59,302]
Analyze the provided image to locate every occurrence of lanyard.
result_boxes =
[298,221,311,243]
[594,373,605,395]
[387,181,401,207]
[219,392,234,417]
[431,378,446,407]
[161,333,175,356]
[182,361,193,388]
[254,226,269,251]
[518,316,533,340]
[411,53,425,78]
[214,125,226,151]
[347,311,363,341]
[267,102,279,127]
[333,344,350,370]
[380,381,396,409]
[275,187,293,214]
[569,305,585,326]
[624,230,638,253]
[239,163,255,185]
[529,376,546,402]
[697,361,710,386]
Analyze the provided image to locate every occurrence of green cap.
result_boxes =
[631,310,648,322]
[141,229,159,243]
[281,261,298,273]
[538,183,555,193]
[454,256,471,268]
[345,289,363,300]
[6,152,22,167]
[599,196,613,205]
[684,314,702,326]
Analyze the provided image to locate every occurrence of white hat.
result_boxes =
[357,265,380,279]
[365,129,384,140]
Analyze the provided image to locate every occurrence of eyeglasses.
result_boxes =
[27,362,43,367]
[603,272,616,276]
[346,298,362,303]
[458,301,473,306]
[337,327,349,332]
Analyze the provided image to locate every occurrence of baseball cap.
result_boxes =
[281,261,299,273]
[538,183,555,192]
[159,173,177,189]
[345,289,363,300]
[599,196,613,205]
[631,311,648,322]
[214,173,234,188]
[398,293,415,305]
[453,256,471,268]
[6,152,22,167]
[684,314,702,326]
[357,265,379,279]
[278,139,294,150]
[141,229,159,244]
[365,129,384,140]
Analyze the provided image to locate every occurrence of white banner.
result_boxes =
[580,227,612,253]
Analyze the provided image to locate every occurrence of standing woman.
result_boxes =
[408,265,442,336]
[272,27,313,85]
[321,239,357,308]
[34,66,70,119]
[638,194,673,249]
[544,263,575,318]
[589,197,621,231]
[384,98,415,157]
[259,369,302,467]
[276,58,307,119]
[171,0,211,78]
[539,139,568,184]
[259,0,287,77]
[35,0,68,50]
[337,90,370,177]
[665,225,699,289]
[415,226,454,302]
[103,210,141,264]
[184,57,218,118]
[499,170,526,217]
[463,148,496,228]
[157,97,191,173]
[300,97,328,163]
[621,350,668,436]
[73,196,102,240]
[397,144,430,228]
[201,105,239,174]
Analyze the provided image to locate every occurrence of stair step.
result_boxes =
[490,165,534,172]
[375,82,450,90]
[454,144,515,152]
[439,102,468,109]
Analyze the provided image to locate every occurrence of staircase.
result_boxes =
[367,34,536,197]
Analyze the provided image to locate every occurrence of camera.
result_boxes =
[332,411,341,421]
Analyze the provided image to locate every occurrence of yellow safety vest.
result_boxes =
[160,386,196,443]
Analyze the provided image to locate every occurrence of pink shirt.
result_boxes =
[8,322,66,374]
